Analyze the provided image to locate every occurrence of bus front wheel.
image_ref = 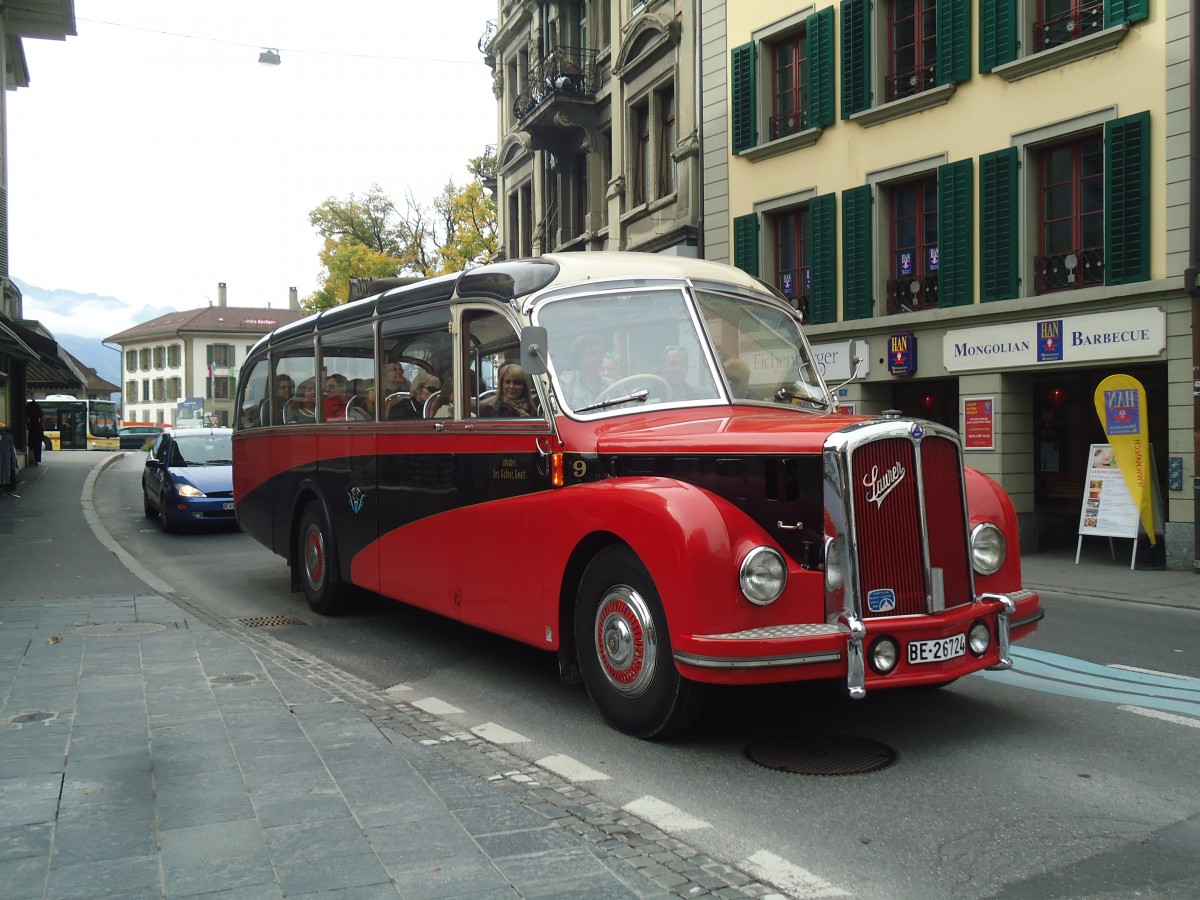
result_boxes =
[574,546,706,739]
[297,501,350,615]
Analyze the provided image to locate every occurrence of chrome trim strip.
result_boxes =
[838,611,867,698]
[1010,608,1046,630]
[674,650,844,670]
[695,623,844,640]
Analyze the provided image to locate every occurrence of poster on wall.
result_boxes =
[962,396,995,450]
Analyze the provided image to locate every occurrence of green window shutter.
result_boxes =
[733,213,760,278]
[206,345,214,365]
[807,8,836,129]
[841,0,871,118]
[938,159,974,307]
[809,193,838,324]
[842,185,874,320]
[937,0,971,85]
[979,147,1019,302]
[1106,0,1149,28]
[731,42,757,154]
[979,0,1017,73]
[1105,111,1150,285]
[206,378,213,400]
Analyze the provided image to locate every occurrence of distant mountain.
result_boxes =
[55,334,121,386]
[11,276,180,388]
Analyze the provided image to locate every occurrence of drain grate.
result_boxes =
[74,622,169,637]
[235,615,306,628]
[745,734,898,776]
[11,711,56,724]
[209,673,259,685]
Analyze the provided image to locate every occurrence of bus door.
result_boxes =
[452,309,552,646]
[59,406,81,449]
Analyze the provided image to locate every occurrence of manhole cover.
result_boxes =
[74,622,168,636]
[11,711,55,724]
[235,615,306,628]
[209,674,258,684]
[745,734,898,776]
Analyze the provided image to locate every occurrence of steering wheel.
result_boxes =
[594,374,671,404]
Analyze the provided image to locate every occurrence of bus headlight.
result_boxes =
[869,637,899,674]
[970,523,1005,576]
[824,537,843,592]
[739,547,786,606]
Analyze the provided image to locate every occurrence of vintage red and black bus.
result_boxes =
[233,253,1042,738]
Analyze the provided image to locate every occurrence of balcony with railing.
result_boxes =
[886,274,939,314]
[1034,247,1103,293]
[885,63,937,103]
[777,267,811,321]
[1033,1,1105,53]
[513,46,600,123]
[478,19,497,65]
[770,107,808,141]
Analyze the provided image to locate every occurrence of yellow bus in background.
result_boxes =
[38,395,119,451]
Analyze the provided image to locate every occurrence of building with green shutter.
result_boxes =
[720,0,1194,569]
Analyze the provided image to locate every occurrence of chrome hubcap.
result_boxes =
[594,585,657,697]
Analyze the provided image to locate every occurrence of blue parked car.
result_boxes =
[142,428,237,532]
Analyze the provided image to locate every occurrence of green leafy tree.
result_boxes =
[305,159,498,312]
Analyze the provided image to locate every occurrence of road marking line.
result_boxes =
[471,722,529,743]
[744,850,851,898]
[536,754,611,782]
[411,697,463,715]
[622,795,710,831]
[1109,665,1200,682]
[1119,705,1200,728]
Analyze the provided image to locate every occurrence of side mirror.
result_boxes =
[520,326,549,375]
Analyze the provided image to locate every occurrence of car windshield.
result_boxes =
[172,434,233,466]
[534,284,831,416]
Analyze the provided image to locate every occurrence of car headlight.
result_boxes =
[739,547,786,605]
[970,522,1006,575]
[824,537,843,592]
[175,484,205,498]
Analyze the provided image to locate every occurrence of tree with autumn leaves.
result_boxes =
[304,152,497,311]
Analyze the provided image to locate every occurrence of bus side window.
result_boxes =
[239,359,271,430]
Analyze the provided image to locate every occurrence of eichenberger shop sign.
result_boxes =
[943,307,1165,372]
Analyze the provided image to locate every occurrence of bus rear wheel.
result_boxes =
[574,546,706,739]
[297,501,350,615]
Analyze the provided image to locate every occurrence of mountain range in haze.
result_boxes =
[12,276,183,387]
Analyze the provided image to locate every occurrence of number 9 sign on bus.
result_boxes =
[234,253,1042,738]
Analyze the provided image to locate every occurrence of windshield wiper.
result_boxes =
[775,386,830,407]
[576,389,650,413]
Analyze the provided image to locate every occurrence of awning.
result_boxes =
[0,313,86,388]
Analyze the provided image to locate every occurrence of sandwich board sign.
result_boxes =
[1075,444,1141,569]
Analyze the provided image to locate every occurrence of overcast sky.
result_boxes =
[8,0,499,339]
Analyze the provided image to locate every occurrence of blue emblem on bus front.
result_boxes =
[910,422,925,441]
[867,589,897,613]
[348,486,365,514]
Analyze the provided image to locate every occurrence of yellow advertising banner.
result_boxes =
[1092,375,1155,545]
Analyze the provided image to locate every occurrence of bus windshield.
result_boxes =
[534,286,832,416]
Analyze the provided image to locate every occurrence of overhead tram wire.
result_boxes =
[76,18,481,67]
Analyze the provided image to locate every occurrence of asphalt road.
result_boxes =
[98,450,1200,900]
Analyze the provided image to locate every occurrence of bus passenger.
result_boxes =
[486,362,536,418]
[265,374,295,425]
[348,382,376,421]
[322,374,350,420]
[287,379,317,423]
[559,334,613,409]
[382,361,410,397]
[389,372,440,420]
